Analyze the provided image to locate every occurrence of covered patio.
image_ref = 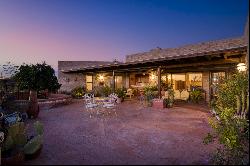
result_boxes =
[25,99,218,165]
[59,37,247,104]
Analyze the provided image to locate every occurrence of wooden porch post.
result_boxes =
[157,66,162,99]
[112,70,115,93]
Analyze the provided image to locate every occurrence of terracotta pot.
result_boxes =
[27,90,40,119]
[116,98,121,103]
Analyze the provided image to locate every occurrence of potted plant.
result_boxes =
[27,90,40,119]
[166,86,175,108]
[115,88,126,103]
[144,90,154,107]
[190,88,203,103]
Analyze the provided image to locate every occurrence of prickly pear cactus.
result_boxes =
[34,121,44,135]
[14,133,27,147]
[23,135,42,155]
[247,93,249,114]
[8,123,19,138]
[3,135,14,151]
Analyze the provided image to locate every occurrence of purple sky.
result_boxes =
[0,0,248,71]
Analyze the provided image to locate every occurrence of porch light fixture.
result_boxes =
[237,63,247,72]
[98,75,104,82]
[150,74,156,80]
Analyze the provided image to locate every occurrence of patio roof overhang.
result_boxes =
[61,46,247,74]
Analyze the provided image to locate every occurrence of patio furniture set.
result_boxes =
[83,93,119,118]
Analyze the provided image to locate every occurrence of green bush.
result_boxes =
[93,85,112,97]
[215,72,248,114]
[163,86,175,108]
[71,86,84,98]
[190,89,203,103]
[204,72,249,165]
[143,85,158,92]
[143,85,158,106]
[115,88,126,99]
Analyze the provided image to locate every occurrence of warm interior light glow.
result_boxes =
[99,75,104,81]
[150,74,156,80]
[237,63,247,72]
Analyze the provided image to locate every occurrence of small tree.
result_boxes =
[14,62,61,93]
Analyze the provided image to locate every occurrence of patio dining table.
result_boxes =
[94,97,109,103]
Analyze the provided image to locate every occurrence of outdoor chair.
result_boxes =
[125,88,134,99]
[102,93,118,116]
[83,93,98,118]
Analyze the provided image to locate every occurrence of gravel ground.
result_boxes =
[25,99,217,165]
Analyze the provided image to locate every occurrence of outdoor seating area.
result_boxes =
[83,93,119,118]
[23,99,217,165]
[0,1,248,165]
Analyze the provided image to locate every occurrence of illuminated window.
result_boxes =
[188,73,202,90]
[115,76,123,89]
[86,75,93,91]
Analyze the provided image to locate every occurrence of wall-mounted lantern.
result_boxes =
[98,74,105,82]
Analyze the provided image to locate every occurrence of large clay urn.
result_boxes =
[27,90,39,119]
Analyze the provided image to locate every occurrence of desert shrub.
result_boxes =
[71,86,84,98]
[144,85,158,92]
[204,72,249,165]
[93,85,112,97]
[215,72,248,113]
[190,89,203,103]
[143,85,158,106]
[115,88,126,99]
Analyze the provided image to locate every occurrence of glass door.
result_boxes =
[210,72,225,100]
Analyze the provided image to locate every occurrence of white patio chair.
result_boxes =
[102,93,118,116]
[125,88,134,99]
[83,93,98,117]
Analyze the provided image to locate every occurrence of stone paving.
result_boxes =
[25,99,217,165]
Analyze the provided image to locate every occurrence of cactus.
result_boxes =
[3,135,14,151]
[246,93,249,116]
[2,122,27,152]
[7,123,19,138]
[34,121,43,135]
[23,135,42,155]
[236,95,241,115]
[14,133,27,147]
[7,122,25,137]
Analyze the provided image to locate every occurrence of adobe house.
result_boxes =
[58,19,248,103]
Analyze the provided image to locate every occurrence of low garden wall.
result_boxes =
[12,94,72,112]
[38,94,72,109]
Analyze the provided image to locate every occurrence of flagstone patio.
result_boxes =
[25,99,217,165]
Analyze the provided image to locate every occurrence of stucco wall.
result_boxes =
[58,72,85,93]
[58,61,111,93]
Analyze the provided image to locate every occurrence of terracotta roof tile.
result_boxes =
[126,37,247,63]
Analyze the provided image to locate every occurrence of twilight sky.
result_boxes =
[0,0,249,70]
